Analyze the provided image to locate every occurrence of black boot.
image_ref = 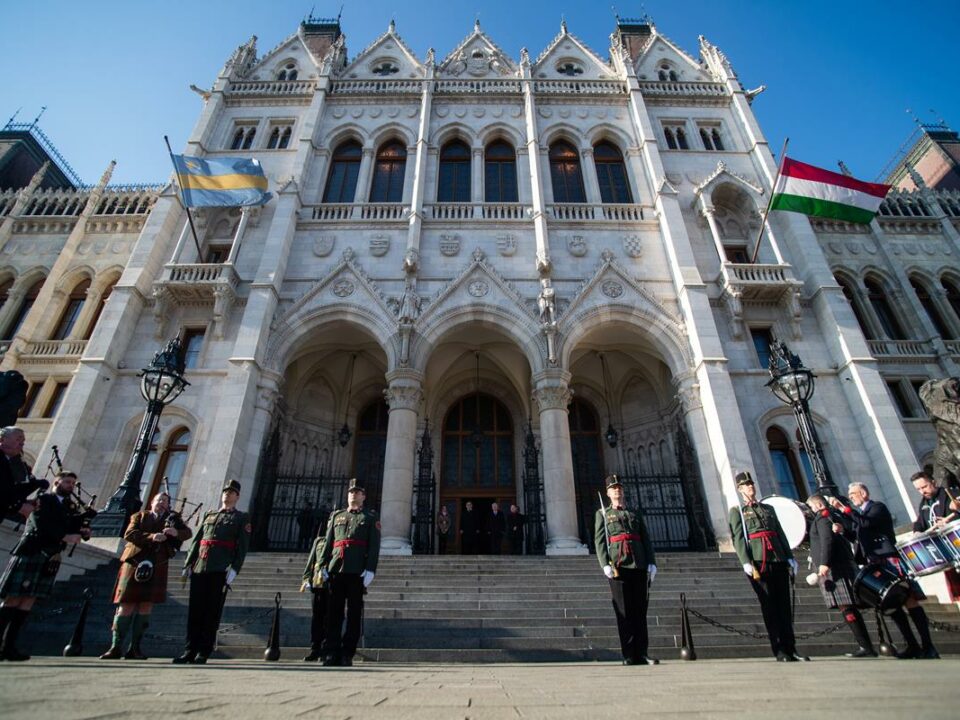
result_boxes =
[843,608,877,658]
[0,606,13,641]
[889,608,921,658]
[1,609,31,661]
[907,606,940,659]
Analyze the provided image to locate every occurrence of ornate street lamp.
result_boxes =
[93,338,190,537]
[338,353,357,447]
[765,340,837,495]
[599,352,619,448]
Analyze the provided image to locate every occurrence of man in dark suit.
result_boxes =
[485,502,506,554]
[830,482,939,659]
[507,504,525,555]
[460,501,478,554]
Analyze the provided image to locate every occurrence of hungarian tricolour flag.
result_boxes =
[771,158,890,225]
[171,154,271,208]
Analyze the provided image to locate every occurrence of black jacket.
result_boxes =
[0,454,45,521]
[913,487,957,532]
[836,500,898,564]
[808,510,858,581]
[486,511,506,539]
[12,492,76,556]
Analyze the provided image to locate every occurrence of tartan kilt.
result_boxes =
[0,552,60,599]
[819,574,858,609]
[112,558,170,604]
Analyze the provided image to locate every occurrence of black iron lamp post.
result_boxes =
[765,340,837,496]
[338,353,357,448]
[93,338,190,537]
[599,352,619,448]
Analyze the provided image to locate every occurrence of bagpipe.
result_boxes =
[160,476,203,555]
[47,446,99,557]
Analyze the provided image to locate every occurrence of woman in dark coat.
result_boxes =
[806,494,876,657]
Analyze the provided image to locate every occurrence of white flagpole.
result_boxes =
[750,137,790,265]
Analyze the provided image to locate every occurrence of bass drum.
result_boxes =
[854,564,911,612]
[759,495,813,549]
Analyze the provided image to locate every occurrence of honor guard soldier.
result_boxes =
[317,479,380,667]
[174,479,250,665]
[301,521,329,662]
[730,471,806,662]
[595,474,659,666]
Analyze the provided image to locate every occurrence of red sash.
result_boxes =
[749,530,776,573]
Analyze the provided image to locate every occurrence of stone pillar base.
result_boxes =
[545,537,588,556]
[380,537,413,556]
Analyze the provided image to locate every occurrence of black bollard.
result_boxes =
[874,610,898,657]
[63,588,93,657]
[264,592,282,661]
[679,592,697,661]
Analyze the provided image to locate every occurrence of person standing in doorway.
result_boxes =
[437,505,451,555]
[486,502,506,555]
[507,504,525,555]
[460,501,478,554]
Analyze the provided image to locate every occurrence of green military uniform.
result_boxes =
[728,471,802,661]
[594,475,658,665]
[317,482,381,665]
[176,480,250,663]
[302,535,329,660]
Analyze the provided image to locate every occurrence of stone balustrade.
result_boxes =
[719,262,800,302]
[424,202,531,221]
[546,203,648,222]
[305,203,409,222]
[867,339,934,357]
[434,79,522,94]
[637,80,728,99]
[945,340,960,356]
[533,79,628,96]
[227,79,316,98]
[328,79,422,96]
[21,339,88,360]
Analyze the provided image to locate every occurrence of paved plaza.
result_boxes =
[0,656,957,719]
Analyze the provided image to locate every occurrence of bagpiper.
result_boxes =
[173,479,250,665]
[317,479,380,667]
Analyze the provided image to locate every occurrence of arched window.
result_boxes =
[593,141,633,204]
[279,127,292,149]
[484,140,518,202]
[3,278,44,341]
[836,275,875,340]
[766,426,807,500]
[142,428,192,504]
[277,62,298,81]
[268,126,293,150]
[942,277,960,323]
[864,277,907,340]
[549,141,586,203]
[84,280,115,340]
[241,127,255,150]
[658,64,678,82]
[911,278,953,339]
[52,278,90,341]
[663,126,677,150]
[437,140,471,202]
[369,141,407,202]
[0,278,13,313]
[230,128,245,150]
[322,141,362,203]
[675,127,689,150]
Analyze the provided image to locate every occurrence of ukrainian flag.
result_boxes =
[172,154,271,208]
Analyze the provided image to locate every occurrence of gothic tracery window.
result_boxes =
[52,278,90,341]
[438,140,471,202]
[593,141,633,204]
[369,141,407,202]
[484,140,518,202]
[864,277,907,340]
[549,141,586,203]
[323,140,362,203]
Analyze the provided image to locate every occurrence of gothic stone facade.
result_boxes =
[4,17,960,554]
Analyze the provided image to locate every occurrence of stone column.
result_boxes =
[580,148,602,204]
[379,370,423,555]
[472,147,484,204]
[533,371,587,555]
[354,148,375,205]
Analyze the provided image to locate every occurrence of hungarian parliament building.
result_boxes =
[2,15,959,555]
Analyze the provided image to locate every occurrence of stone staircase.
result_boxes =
[25,552,960,661]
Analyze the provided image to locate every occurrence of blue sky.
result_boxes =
[2,1,957,185]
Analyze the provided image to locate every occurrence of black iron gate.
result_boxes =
[522,421,546,555]
[617,473,691,551]
[412,420,436,554]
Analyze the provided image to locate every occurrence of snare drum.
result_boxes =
[853,564,911,612]
[936,520,960,565]
[897,530,953,577]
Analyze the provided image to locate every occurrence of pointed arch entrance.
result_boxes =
[569,398,606,546]
[440,392,516,553]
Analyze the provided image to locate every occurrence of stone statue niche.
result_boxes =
[918,378,960,487]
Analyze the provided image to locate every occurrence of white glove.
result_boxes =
[225,568,238,586]
[647,564,657,583]
[361,570,375,588]
[742,563,756,577]
[182,567,192,579]
[321,568,329,582]
[602,565,615,579]
[302,581,312,592]
[787,559,799,576]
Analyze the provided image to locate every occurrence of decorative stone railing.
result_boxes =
[21,339,88,360]
[162,262,240,291]
[304,203,409,221]
[546,203,647,222]
[328,79,422,96]
[722,263,792,285]
[434,79,522,94]
[226,79,316,98]
[424,203,530,221]
[944,340,960,355]
[637,81,728,99]
[533,80,628,96]
[867,339,934,357]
